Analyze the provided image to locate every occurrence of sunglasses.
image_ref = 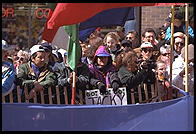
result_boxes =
[174,42,185,46]
[126,37,133,40]
[162,53,170,56]
[142,48,153,53]
[16,56,24,61]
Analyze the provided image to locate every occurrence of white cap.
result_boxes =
[30,45,45,56]
[141,42,153,48]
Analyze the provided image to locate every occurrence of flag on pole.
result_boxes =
[78,7,134,41]
[79,7,134,31]
[63,24,81,71]
[47,3,185,29]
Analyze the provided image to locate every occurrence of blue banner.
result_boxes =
[2,95,193,131]
[79,7,134,42]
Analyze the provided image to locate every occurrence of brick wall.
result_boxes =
[141,6,171,35]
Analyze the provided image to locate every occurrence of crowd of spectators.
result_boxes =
[2,10,194,104]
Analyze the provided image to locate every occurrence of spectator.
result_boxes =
[155,60,170,101]
[14,50,30,74]
[125,30,140,49]
[189,15,194,30]
[82,44,100,66]
[142,28,159,57]
[121,39,133,51]
[142,28,158,46]
[139,42,156,62]
[16,45,56,103]
[156,26,167,49]
[165,10,194,41]
[116,50,155,103]
[172,44,194,96]
[103,32,121,61]
[2,40,16,97]
[137,42,157,101]
[54,48,91,104]
[173,33,185,60]
[89,45,121,94]
[157,44,171,76]
[115,26,125,42]
[40,41,54,67]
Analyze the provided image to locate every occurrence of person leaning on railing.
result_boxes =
[15,45,56,103]
[115,48,156,104]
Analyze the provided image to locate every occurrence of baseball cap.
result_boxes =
[141,42,153,48]
[41,42,52,52]
[30,45,45,56]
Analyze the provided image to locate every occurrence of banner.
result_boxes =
[2,95,193,131]
[85,87,127,105]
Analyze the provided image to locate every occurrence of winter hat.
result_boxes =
[95,45,111,57]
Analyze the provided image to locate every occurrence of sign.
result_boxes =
[85,87,127,105]
[2,7,14,18]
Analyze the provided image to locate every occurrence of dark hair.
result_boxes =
[115,49,136,69]
[126,30,139,39]
[57,52,63,63]
[142,28,156,38]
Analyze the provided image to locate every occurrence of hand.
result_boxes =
[97,82,106,94]
[26,88,36,100]
[112,82,119,92]
[34,81,43,91]
[140,61,148,70]
[68,72,78,83]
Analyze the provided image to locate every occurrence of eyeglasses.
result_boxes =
[174,42,185,46]
[142,48,153,53]
[162,53,170,56]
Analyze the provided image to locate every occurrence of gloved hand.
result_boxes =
[112,82,120,92]
[97,82,106,94]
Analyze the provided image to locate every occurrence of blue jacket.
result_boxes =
[2,61,15,96]
[165,25,194,40]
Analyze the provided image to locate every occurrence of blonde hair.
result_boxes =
[103,32,120,45]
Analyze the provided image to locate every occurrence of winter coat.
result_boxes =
[89,45,120,88]
[2,61,15,96]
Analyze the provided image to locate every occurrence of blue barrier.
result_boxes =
[2,95,194,131]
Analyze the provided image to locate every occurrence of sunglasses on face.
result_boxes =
[162,53,170,56]
[126,37,133,40]
[142,48,153,53]
[174,42,185,46]
[16,56,24,61]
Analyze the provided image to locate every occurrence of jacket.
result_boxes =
[89,45,120,88]
[17,61,56,90]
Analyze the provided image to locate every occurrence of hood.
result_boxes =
[93,45,112,64]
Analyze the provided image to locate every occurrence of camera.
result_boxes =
[140,59,156,70]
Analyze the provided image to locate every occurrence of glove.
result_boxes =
[97,82,106,94]
[112,82,120,92]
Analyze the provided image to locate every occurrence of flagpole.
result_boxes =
[71,71,76,105]
[169,5,175,99]
[184,3,189,93]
